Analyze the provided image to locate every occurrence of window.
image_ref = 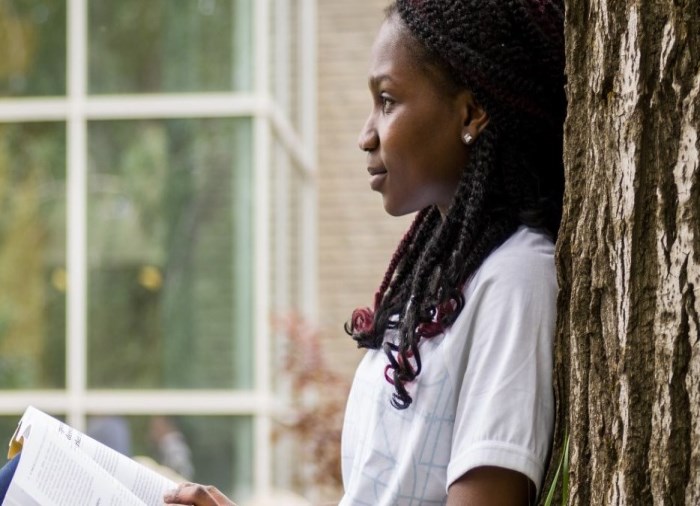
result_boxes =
[0,0,316,499]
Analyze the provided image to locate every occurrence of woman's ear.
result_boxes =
[459,91,489,144]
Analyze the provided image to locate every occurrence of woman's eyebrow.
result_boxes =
[368,74,394,87]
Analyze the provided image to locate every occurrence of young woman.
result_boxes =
[165,0,565,504]
[0,1,565,505]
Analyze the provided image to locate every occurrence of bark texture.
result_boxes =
[548,0,700,504]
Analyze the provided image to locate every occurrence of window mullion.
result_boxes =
[253,0,272,496]
[298,0,318,321]
[66,0,88,431]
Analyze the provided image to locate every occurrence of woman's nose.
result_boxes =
[358,117,378,152]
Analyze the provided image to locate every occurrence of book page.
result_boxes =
[4,407,178,506]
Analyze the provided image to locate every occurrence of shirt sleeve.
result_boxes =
[445,245,556,494]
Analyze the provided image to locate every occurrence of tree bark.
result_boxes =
[546,1,700,504]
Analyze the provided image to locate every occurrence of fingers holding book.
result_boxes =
[163,482,237,506]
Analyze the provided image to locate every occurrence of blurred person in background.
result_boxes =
[150,416,195,481]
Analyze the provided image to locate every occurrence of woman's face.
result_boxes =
[358,15,470,216]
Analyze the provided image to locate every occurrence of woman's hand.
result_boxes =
[163,483,236,506]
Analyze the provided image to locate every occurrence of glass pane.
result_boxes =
[88,0,252,94]
[0,122,67,389]
[0,416,21,446]
[86,415,252,500]
[86,118,253,389]
[270,0,302,133]
[0,1,67,97]
[269,140,303,317]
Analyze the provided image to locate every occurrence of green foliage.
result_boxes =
[0,0,67,96]
[544,432,570,506]
[88,0,246,93]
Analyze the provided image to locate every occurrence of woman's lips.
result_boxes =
[368,167,387,190]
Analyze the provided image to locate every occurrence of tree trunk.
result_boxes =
[547,1,700,504]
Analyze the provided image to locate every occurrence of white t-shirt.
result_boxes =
[340,226,556,505]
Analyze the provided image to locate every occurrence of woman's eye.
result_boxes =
[380,95,395,113]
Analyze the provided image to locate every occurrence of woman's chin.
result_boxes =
[382,198,421,217]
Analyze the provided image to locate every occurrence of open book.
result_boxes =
[3,406,179,506]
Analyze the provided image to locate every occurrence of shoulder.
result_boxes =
[442,226,557,358]
[468,226,556,299]
[444,226,557,360]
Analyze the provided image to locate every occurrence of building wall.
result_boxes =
[317,0,413,380]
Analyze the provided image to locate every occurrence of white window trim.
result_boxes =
[252,0,272,493]
[66,0,88,430]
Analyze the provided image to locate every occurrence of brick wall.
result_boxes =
[317,0,413,381]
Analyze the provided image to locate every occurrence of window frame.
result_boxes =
[0,0,317,496]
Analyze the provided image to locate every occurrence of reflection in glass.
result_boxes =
[86,415,252,500]
[0,122,67,389]
[0,1,67,97]
[87,118,253,390]
[88,0,252,94]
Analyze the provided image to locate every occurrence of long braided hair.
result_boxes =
[346,0,566,409]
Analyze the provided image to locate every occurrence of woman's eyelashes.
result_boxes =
[379,93,395,114]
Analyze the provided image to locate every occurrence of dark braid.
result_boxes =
[377,208,440,324]
[374,207,427,308]
[347,0,566,409]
